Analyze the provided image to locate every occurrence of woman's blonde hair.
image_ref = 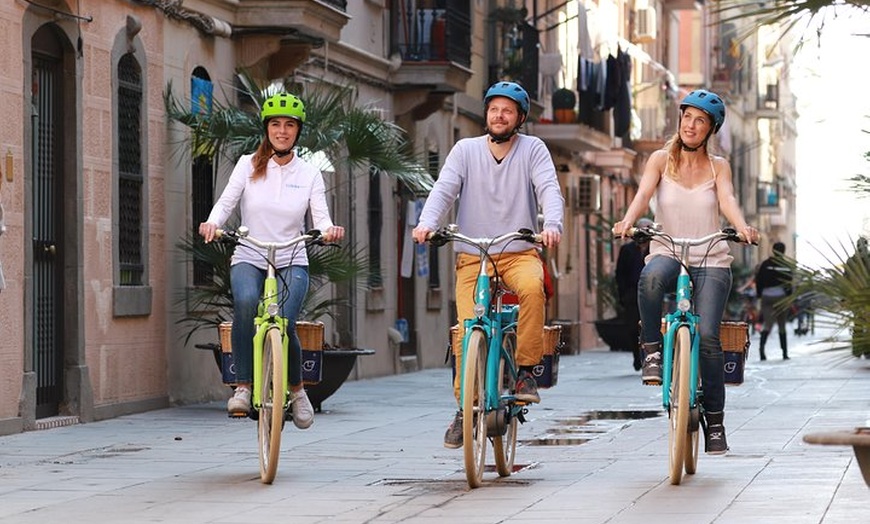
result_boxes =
[662,131,718,182]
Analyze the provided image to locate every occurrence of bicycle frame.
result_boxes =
[635,227,746,411]
[660,245,701,411]
[251,243,290,410]
[429,225,539,414]
[460,259,519,414]
[218,226,320,409]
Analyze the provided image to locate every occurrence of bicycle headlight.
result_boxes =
[267,302,280,317]
[677,298,691,312]
[473,303,486,318]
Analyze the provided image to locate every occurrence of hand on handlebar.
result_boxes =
[322,225,345,243]
[199,222,219,243]
[411,225,432,245]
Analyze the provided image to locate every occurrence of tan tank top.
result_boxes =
[647,156,733,268]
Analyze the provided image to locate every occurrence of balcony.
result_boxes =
[390,3,472,93]
[525,122,613,154]
[234,0,350,42]
[663,0,704,9]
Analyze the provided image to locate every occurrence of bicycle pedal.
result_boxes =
[227,411,248,419]
[642,379,662,386]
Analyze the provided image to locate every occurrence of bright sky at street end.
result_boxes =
[791,9,870,268]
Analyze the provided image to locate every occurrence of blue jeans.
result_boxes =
[638,256,732,413]
[230,263,309,386]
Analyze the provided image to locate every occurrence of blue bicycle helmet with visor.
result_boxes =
[483,81,530,143]
[679,89,725,133]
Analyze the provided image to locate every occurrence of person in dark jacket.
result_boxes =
[755,242,792,360]
[615,218,653,370]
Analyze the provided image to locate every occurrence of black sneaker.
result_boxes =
[443,411,463,449]
[704,424,728,455]
[515,371,541,403]
[642,351,663,385]
[704,411,728,455]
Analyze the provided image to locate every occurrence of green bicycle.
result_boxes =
[216,226,323,484]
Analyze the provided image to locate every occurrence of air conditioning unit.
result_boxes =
[633,7,657,44]
[571,175,601,214]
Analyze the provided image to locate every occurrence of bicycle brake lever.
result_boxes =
[428,231,450,247]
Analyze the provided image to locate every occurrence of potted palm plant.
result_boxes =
[167,71,435,409]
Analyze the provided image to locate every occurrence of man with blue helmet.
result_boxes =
[412,81,564,449]
[612,88,759,455]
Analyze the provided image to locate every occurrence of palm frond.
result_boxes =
[782,238,870,356]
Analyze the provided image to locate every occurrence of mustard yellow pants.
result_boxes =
[451,248,546,403]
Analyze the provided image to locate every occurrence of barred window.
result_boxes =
[117,53,143,286]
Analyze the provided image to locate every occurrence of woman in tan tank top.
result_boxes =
[612,90,759,456]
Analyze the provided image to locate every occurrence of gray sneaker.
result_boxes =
[443,411,463,449]
[227,386,251,415]
[290,389,315,430]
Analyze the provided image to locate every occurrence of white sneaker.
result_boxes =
[290,389,315,429]
[227,386,251,415]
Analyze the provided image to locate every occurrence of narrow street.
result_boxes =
[0,325,867,523]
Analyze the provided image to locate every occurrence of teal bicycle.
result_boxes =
[427,224,542,488]
[216,226,324,484]
[627,224,750,485]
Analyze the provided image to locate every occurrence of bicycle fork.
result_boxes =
[661,270,702,413]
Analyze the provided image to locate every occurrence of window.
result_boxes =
[191,68,214,286]
[117,53,144,286]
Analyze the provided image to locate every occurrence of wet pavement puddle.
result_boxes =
[520,409,662,446]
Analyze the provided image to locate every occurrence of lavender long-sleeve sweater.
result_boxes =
[417,134,564,254]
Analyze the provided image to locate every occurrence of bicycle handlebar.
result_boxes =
[425,224,543,251]
[214,226,325,249]
[624,225,754,246]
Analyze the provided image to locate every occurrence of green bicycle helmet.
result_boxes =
[261,92,306,123]
[679,89,725,133]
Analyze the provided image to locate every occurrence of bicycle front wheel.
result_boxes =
[668,326,691,485]
[462,329,487,488]
[258,327,285,484]
[493,329,518,477]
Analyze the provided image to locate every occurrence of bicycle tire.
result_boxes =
[258,327,285,484]
[462,329,487,488]
[668,326,691,485]
[684,406,700,475]
[493,330,518,477]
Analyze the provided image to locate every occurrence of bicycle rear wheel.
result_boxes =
[668,326,691,485]
[462,329,487,488]
[493,330,518,477]
[258,327,285,484]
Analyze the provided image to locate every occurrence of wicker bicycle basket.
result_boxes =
[217,320,324,351]
[295,321,325,351]
[720,321,750,354]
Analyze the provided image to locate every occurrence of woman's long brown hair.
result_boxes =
[250,139,273,181]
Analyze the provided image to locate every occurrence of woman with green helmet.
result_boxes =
[199,92,344,428]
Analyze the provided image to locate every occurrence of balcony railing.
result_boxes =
[391,3,471,68]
